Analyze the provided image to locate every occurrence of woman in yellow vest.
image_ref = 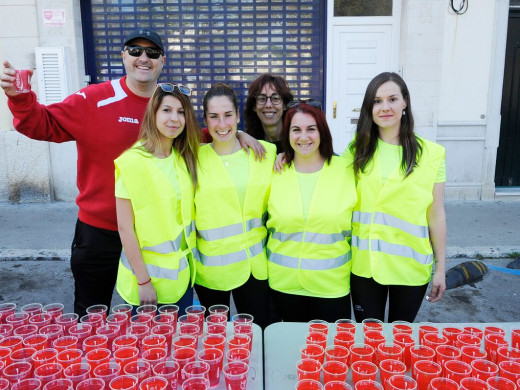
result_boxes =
[194,83,276,329]
[345,72,446,322]
[266,100,357,322]
[114,84,199,312]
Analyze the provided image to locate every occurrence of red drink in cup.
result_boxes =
[83,335,108,354]
[3,361,33,384]
[499,360,520,383]
[362,319,383,333]
[172,347,197,386]
[54,313,79,336]
[86,305,108,323]
[52,335,78,352]
[380,359,407,390]
[0,303,17,324]
[113,334,138,352]
[484,333,508,364]
[153,360,180,390]
[351,361,378,386]
[114,347,139,371]
[460,345,487,364]
[393,333,416,370]
[197,348,223,388]
[322,360,348,384]
[14,70,31,93]
[85,347,111,372]
[181,377,210,390]
[325,382,352,390]
[123,359,152,385]
[470,359,498,381]
[42,379,74,390]
[301,343,325,364]
[296,358,322,381]
[334,331,356,350]
[142,347,167,368]
[435,345,462,375]
[412,360,442,390]
[487,376,517,390]
[32,348,58,368]
[335,319,357,334]
[512,329,520,350]
[96,324,120,351]
[296,379,324,390]
[202,333,226,354]
[63,362,91,388]
[11,378,42,390]
[10,347,36,365]
[33,362,63,388]
[223,361,249,390]
[386,375,417,390]
[56,348,82,369]
[325,345,350,365]
[150,324,174,355]
[93,362,121,389]
[392,322,413,336]
[68,323,92,348]
[14,325,38,338]
[109,375,138,390]
[459,377,488,390]
[76,378,105,390]
[226,347,250,365]
[228,333,251,352]
[497,346,520,364]
[423,333,449,350]
[445,360,472,385]
[138,376,168,390]
[173,334,198,351]
[377,344,403,365]
[309,319,329,335]
[409,345,435,376]
[428,378,459,390]
[355,380,383,390]
[442,327,463,346]
[349,344,375,365]
[418,325,438,345]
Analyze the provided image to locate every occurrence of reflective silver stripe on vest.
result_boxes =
[185,220,196,237]
[351,235,433,265]
[195,241,264,267]
[121,250,189,280]
[197,217,264,241]
[269,229,350,245]
[267,249,351,270]
[353,211,429,239]
[142,231,183,254]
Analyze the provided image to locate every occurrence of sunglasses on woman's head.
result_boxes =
[125,46,164,59]
[287,98,322,110]
[156,83,192,96]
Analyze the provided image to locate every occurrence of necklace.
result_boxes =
[219,139,241,167]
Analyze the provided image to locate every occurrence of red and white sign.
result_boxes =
[42,9,66,25]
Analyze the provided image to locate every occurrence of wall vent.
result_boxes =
[35,47,71,105]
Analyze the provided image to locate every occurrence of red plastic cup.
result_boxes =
[152,313,175,327]
[208,304,229,316]
[462,328,483,341]
[499,360,520,383]
[487,376,517,390]
[0,324,14,338]
[56,348,83,369]
[392,322,413,336]
[106,314,127,337]
[153,360,180,390]
[228,334,252,352]
[484,326,506,338]
[435,345,462,374]
[150,324,174,355]
[67,323,92,348]
[6,312,30,328]
[114,346,139,371]
[52,336,78,352]
[29,314,53,329]
[33,362,64,388]
[96,324,120,351]
[136,305,158,317]
[309,319,329,335]
[512,329,520,350]
[418,325,438,345]
[41,304,64,321]
[459,377,488,390]
[63,362,91,388]
[377,344,403,365]
[93,362,121,388]
[497,346,520,364]
[86,305,108,323]
[423,333,449,350]
[128,324,151,351]
[412,360,442,390]
[181,360,210,383]
[157,305,179,333]
[13,325,38,338]
[234,324,254,350]
[197,348,223,388]
[460,345,487,364]
[14,69,32,93]
[111,304,132,334]
[42,378,74,390]
[301,343,325,364]
[112,334,138,352]
[231,313,254,327]
[226,347,250,364]
[334,331,356,350]
[139,376,168,390]
[206,323,227,337]
[173,335,198,351]
[11,378,42,390]
[84,347,111,372]
[123,359,152,385]
[445,360,472,385]
[0,335,23,352]
[32,348,58,369]
[325,345,350,365]
[296,379,325,390]
[185,305,206,336]
[0,379,8,390]
[335,319,357,334]
[3,361,33,384]
[393,333,416,370]
[364,331,385,364]
[206,313,227,326]
[80,313,104,334]
[0,346,11,366]
[172,347,197,385]
[142,347,167,368]
[141,334,166,351]
[428,377,459,390]
[109,375,138,390]
[82,335,108,354]
[442,328,463,346]
[485,333,508,364]
[380,359,407,390]
[349,344,376,365]
[38,325,64,346]
[130,314,153,330]
[470,359,498,381]
[362,319,383,333]
[10,347,36,364]
[323,360,348,384]
[0,303,17,324]
[296,358,322,381]
[54,314,79,337]
[76,378,105,390]
[202,333,226,354]
[355,380,383,390]
[409,345,435,375]
[21,304,43,317]
[324,381,352,390]
[23,334,49,351]
[180,377,210,390]
[351,360,378,385]
[386,375,417,390]
[223,361,249,390]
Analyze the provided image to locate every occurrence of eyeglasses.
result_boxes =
[125,46,164,59]
[256,94,282,106]
[156,83,191,96]
[287,98,322,110]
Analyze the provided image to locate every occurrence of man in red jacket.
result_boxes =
[0,28,168,318]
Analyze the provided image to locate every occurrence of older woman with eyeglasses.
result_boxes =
[114,83,200,312]
[266,99,357,322]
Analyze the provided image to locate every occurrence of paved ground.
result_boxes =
[0,200,519,322]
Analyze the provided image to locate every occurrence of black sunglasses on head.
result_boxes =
[125,46,164,59]
[156,83,192,96]
[287,98,322,110]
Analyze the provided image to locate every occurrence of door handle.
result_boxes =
[352,107,361,112]
[333,101,337,119]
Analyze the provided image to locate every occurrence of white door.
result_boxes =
[326,1,401,154]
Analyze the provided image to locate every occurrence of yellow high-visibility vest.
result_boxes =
[194,141,276,290]
[114,143,196,305]
[266,156,357,297]
[347,136,445,285]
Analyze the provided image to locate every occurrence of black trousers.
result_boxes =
[70,219,121,319]
[350,273,428,323]
[271,290,352,323]
[194,276,277,329]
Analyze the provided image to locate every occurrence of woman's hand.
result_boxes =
[139,282,158,306]
[273,152,287,173]
[236,132,266,161]
[427,270,446,303]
